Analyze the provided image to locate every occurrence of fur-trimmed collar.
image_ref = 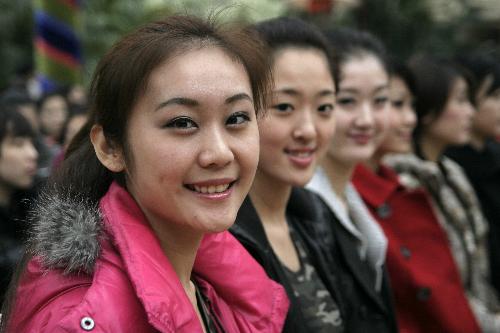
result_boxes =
[28,188,103,275]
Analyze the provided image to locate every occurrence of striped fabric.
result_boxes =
[34,0,83,93]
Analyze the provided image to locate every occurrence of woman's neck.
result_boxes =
[366,154,382,172]
[321,155,354,204]
[249,170,291,226]
[470,131,486,151]
[419,134,445,162]
[146,215,202,292]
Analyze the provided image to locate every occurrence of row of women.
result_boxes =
[0,13,499,333]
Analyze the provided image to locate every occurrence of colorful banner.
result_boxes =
[34,0,83,93]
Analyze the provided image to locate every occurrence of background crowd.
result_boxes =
[0,1,500,332]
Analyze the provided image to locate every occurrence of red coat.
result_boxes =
[7,182,289,332]
[353,164,480,333]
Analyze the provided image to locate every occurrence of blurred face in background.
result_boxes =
[256,47,336,187]
[39,95,68,140]
[0,132,38,194]
[471,77,500,141]
[423,76,474,146]
[326,54,390,167]
[377,76,416,156]
[64,114,88,148]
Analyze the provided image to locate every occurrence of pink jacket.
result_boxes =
[6,182,289,332]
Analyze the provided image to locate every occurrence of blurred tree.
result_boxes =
[0,0,33,91]
[332,0,500,60]
[82,0,285,85]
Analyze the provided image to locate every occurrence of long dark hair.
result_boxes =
[407,55,468,147]
[0,14,272,331]
[251,17,337,89]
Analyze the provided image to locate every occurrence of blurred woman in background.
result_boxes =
[353,60,480,332]
[446,52,500,297]
[306,28,398,332]
[386,55,500,332]
[0,107,38,305]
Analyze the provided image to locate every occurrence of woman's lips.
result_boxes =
[285,148,315,168]
[349,133,373,145]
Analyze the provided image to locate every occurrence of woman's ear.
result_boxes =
[90,125,125,172]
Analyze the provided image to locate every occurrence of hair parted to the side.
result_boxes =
[50,14,272,205]
[324,27,391,84]
[249,17,337,89]
[455,51,500,106]
[0,106,36,150]
[407,54,468,146]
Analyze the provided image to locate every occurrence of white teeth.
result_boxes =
[290,151,312,157]
[192,184,230,194]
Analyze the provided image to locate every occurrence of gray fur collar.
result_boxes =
[29,189,103,275]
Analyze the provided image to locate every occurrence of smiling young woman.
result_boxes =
[0,15,288,333]
[306,28,398,332]
[230,17,346,333]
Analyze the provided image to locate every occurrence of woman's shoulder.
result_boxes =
[5,187,154,332]
[8,249,150,332]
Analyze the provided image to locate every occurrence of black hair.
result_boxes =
[408,54,469,144]
[323,27,391,82]
[36,90,68,112]
[0,106,36,149]
[456,52,500,105]
[251,17,337,89]
[0,89,34,109]
[389,57,416,97]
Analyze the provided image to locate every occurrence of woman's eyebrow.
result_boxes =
[225,93,253,104]
[317,89,335,97]
[155,93,253,111]
[155,97,198,111]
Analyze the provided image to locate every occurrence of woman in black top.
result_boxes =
[231,17,343,333]
[446,52,500,297]
[0,107,38,303]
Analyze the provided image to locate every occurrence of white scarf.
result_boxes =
[307,167,388,291]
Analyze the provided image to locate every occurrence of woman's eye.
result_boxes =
[374,96,389,106]
[226,112,251,126]
[392,100,404,108]
[318,103,334,114]
[165,117,197,129]
[272,103,294,112]
[336,97,355,106]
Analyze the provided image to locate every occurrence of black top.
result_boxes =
[0,189,34,303]
[231,189,344,333]
[283,223,344,332]
[289,188,398,333]
[446,140,500,296]
[194,281,224,333]
[231,188,398,333]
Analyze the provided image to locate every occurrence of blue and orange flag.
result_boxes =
[34,0,83,93]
